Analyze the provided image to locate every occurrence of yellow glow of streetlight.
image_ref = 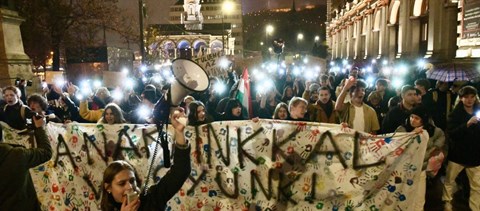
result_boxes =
[315,36,320,42]
[266,25,274,34]
[297,33,304,40]
[260,42,264,46]
[222,1,235,13]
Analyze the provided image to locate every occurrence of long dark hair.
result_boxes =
[222,98,244,120]
[188,101,212,126]
[101,161,142,210]
[100,103,126,124]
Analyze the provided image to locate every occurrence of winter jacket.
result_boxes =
[446,104,480,166]
[79,100,104,122]
[0,127,52,210]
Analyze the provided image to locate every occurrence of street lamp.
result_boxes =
[265,24,274,45]
[297,33,304,51]
[222,0,234,54]
[314,35,320,42]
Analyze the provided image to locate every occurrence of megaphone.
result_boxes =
[153,59,210,125]
[169,59,210,105]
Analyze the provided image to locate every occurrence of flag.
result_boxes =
[236,68,252,118]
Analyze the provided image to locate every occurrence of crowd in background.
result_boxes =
[0,62,480,210]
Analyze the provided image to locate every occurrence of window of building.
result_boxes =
[413,0,429,17]
[389,0,401,25]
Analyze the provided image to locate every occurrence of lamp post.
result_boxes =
[297,33,304,52]
[314,35,320,43]
[265,25,274,46]
[138,0,146,63]
[222,0,234,54]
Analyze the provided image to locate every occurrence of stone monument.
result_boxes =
[181,0,203,30]
[0,3,37,90]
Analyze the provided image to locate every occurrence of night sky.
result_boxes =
[242,0,326,14]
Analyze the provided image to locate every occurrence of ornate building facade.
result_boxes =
[146,0,242,61]
[326,0,478,63]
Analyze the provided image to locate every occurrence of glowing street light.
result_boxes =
[314,35,320,42]
[297,33,304,40]
[221,0,235,54]
[265,24,274,45]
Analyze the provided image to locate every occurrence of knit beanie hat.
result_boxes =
[410,105,429,125]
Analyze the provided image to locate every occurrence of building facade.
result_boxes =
[326,0,478,63]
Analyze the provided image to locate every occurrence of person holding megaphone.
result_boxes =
[100,109,191,211]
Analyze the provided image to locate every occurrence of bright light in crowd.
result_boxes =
[154,64,161,70]
[76,94,83,100]
[372,59,377,64]
[112,89,123,101]
[214,82,226,94]
[315,66,321,71]
[277,68,285,75]
[140,65,147,72]
[382,60,388,66]
[122,67,129,75]
[125,78,135,89]
[346,65,352,70]
[398,65,409,75]
[137,105,151,119]
[218,57,230,69]
[382,67,392,75]
[366,66,373,73]
[152,75,162,83]
[268,62,277,72]
[330,61,335,66]
[268,47,273,52]
[417,59,426,68]
[342,59,348,66]
[281,62,286,68]
[142,77,147,82]
[41,82,48,89]
[54,78,65,87]
[80,80,92,96]
[476,111,480,118]
[367,76,375,87]
[292,67,301,76]
[303,58,308,64]
[256,79,274,94]
[304,69,315,80]
[255,72,265,81]
[331,66,340,73]
[392,79,404,89]
[93,80,102,88]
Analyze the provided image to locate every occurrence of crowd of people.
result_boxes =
[0,63,479,210]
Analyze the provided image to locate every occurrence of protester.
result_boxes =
[187,101,213,126]
[395,105,445,210]
[287,96,308,121]
[382,85,418,133]
[98,103,127,124]
[442,86,480,211]
[219,98,245,121]
[308,86,338,123]
[100,109,190,210]
[27,93,62,123]
[0,114,52,210]
[0,86,35,130]
[335,78,380,134]
[272,102,289,120]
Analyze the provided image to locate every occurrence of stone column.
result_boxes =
[0,8,36,89]
[364,14,373,59]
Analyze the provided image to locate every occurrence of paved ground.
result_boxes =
[424,172,471,211]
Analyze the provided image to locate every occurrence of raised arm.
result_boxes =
[335,77,356,111]
[143,109,191,209]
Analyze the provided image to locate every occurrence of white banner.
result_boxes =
[1,120,427,210]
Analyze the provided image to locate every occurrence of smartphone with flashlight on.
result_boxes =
[475,111,480,119]
[127,191,139,204]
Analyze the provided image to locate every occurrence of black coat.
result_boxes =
[382,103,410,134]
[446,104,480,166]
[0,128,52,210]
